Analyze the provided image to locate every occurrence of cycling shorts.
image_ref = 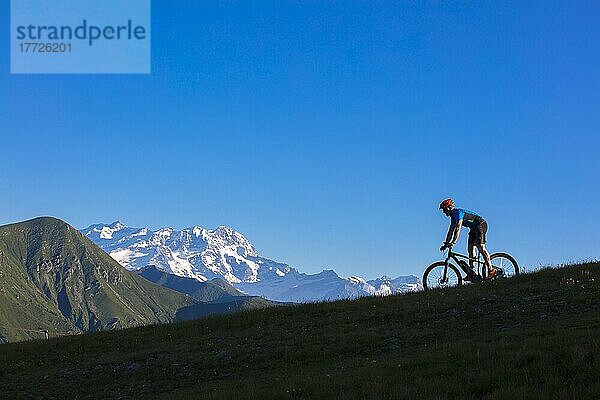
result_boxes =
[468,220,487,246]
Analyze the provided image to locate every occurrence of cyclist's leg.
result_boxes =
[476,221,493,274]
[468,243,477,270]
[462,239,480,281]
[467,230,477,270]
[477,243,492,272]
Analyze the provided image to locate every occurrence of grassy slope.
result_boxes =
[175,296,280,321]
[139,266,246,303]
[0,241,77,337]
[0,218,195,342]
[0,261,598,400]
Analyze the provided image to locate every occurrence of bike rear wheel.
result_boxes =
[490,252,519,278]
[423,261,463,290]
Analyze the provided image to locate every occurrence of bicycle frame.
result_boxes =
[445,249,488,277]
[433,249,484,284]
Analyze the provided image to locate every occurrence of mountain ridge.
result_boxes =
[82,221,421,302]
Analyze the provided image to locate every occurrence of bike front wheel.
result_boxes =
[423,261,463,290]
[490,252,519,278]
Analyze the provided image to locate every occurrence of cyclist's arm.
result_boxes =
[451,220,462,244]
[445,220,462,245]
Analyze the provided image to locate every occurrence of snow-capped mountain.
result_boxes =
[81,222,421,302]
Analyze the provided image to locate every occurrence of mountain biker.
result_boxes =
[438,198,498,281]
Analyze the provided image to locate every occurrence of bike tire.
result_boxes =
[423,261,463,290]
[490,252,519,277]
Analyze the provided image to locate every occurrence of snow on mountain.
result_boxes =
[366,276,421,296]
[81,222,422,302]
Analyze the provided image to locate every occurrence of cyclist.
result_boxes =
[438,198,498,281]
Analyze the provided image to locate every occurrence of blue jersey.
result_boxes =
[449,208,484,229]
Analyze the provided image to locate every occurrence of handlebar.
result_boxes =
[441,242,454,251]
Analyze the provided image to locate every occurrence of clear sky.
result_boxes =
[0,1,598,279]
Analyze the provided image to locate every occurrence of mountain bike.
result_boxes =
[423,246,519,290]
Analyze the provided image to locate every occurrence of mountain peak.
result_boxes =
[109,221,127,230]
[214,225,235,235]
[96,222,127,239]
[191,226,205,237]
[17,216,68,227]
[320,269,340,278]
[1,217,77,238]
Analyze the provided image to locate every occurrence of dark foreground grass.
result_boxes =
[1,261,598,400]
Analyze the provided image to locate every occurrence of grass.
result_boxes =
[0,261,598,399]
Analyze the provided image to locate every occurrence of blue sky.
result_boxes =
[0,1,598,278]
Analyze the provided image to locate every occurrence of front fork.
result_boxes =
[442,255,455,282]
[442,262,449,282]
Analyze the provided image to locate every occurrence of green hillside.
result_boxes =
[175,296,280,322]
[138,265,247,303]
[138,265,285,321]
[0,260,598,399]
[0,217,195,342]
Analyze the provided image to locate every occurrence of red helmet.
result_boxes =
[439,198,454,209]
